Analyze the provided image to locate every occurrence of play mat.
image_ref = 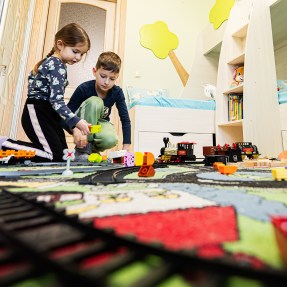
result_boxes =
[0,161,287,287]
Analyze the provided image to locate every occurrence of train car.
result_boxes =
[203,142,259,162]
[235,142,260,159]
[158,138,196,163]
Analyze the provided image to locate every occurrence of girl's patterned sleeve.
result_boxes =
[41,58,80,129]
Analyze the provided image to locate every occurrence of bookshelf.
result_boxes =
[215,0,282,157]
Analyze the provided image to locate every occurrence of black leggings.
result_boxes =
[2,99,67,162]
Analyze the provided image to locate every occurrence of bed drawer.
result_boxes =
[135,131,214,159]
[132,106,215,134]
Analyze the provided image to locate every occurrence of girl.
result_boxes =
[0,23,91,162]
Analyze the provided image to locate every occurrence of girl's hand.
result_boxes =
[76,119,91,135]
[73,127,88,148]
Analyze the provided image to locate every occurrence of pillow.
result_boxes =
[126,86,169,108]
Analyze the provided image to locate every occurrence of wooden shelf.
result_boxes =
[228,53,245,65]
[232,23,248,38]
[216,0,282,157]
[223,84,244,95]
[218,120,243,127]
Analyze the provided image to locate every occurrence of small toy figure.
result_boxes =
[229,66,244,88]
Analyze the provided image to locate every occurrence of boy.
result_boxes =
[67,51,131,159]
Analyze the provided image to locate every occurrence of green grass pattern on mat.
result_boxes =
[246,188,287,205]
[9,274,57,287]
[223,215,283,268]
[107,255,189,287]
[226,276,263,287]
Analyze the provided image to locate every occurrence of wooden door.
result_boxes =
[44,0,116,147]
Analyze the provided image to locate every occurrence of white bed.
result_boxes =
[128,97,216,159]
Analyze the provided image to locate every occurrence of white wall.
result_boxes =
[122,0,215,99]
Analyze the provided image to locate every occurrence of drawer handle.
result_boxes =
[169,132,186,136]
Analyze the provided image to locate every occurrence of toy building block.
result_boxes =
[90,124,102,133]
[108,150,127,164]
[109,150,127,159]
[0,149,36,158]
[213,162,225,170]
[134,152,143,166]
[124,152,135,167]
[138,152,155,177]
[271,216,287,267]
[271,167,287,181]
[88,153,102,163]
[218,165,238,175]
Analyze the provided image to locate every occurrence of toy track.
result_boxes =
[1,189,287,287]
[80,166,141,185]
[79,163,170,185]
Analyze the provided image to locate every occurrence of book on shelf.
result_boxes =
[228,94,243,121]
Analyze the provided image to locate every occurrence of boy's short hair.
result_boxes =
[96,51,121,74]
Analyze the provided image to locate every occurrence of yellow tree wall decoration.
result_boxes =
[140,21,189,86]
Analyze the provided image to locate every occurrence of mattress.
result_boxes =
[129,96,216,110]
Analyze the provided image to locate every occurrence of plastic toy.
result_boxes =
[123,152,135,167]
[204,155,228,166]
[138,152,155,177]
[229,66,244,88]
[134,152,144,166]
[203,142,259,163]
[90,124,102,133]
[88,153,103,163]
[0,150,36,164]
[158,137,196,163]
[218,165,238,175]
[62,149,75,176]
[271,216,287,266]
[213,162,226,170]
[271,167,287,181]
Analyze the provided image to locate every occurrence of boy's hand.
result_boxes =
[73,128,88,148]
[76,119,91,135]
[122,144,131,152]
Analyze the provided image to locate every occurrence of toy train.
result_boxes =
[203,142,259,163]
[157,137,196,163]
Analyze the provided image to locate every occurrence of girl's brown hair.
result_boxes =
[33,23,90,74]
